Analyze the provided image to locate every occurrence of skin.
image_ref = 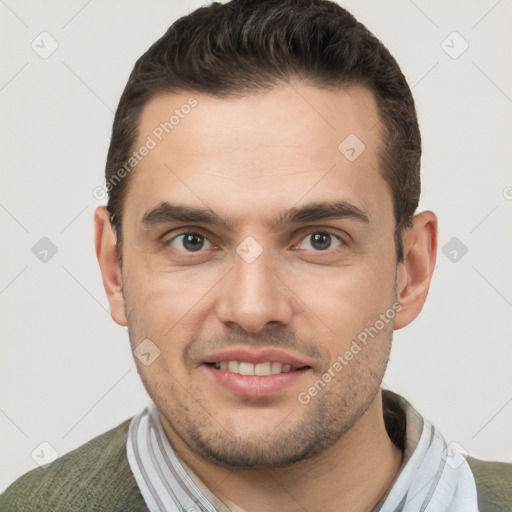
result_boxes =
[95,82,437,512]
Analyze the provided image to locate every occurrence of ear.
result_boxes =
[394,211,438,329]
[94,206,127,326]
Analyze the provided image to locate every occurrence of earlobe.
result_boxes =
[94,206,128,326]
[394,211,438,330]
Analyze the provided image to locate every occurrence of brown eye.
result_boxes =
[296,232,342,251]
[167,233,212,252]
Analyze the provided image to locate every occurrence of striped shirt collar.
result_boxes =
[126,390,479,512]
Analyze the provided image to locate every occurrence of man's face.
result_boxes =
[119,83,398,468]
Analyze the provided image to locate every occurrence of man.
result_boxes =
[2,0,511,510]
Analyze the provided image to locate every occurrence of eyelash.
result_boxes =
[163,229,346,255]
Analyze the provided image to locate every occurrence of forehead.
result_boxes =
[124,83,391,229]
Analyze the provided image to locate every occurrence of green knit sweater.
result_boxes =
[1,419,511,511]
[1,420,147,512]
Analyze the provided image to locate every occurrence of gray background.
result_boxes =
[1,0,511,491]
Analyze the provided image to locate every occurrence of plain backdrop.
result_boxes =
[1,0,511,492]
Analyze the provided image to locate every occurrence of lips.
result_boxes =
[203,347,311,368]
[201,347,312,398]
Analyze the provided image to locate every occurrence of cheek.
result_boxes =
[290,256,396,347]
[122,260,220,368]
[123,249,212,323]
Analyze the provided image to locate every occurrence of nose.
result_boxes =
[215,244,294,333]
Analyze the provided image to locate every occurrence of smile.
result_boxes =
[211,360,303,376]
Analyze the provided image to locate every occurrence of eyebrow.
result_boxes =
[140,200,370,231]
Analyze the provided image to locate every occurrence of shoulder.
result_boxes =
[467,455,512,512]
[0,418,148,512]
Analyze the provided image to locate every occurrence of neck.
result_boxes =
[161,391,403,512]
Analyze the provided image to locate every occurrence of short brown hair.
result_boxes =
[105,0,421,263]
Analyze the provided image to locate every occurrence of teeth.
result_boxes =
[255,362,271,376]
[212,360,298,376]
[227,361,239,373]
[271,362,283,374]
[239,362,254,376]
